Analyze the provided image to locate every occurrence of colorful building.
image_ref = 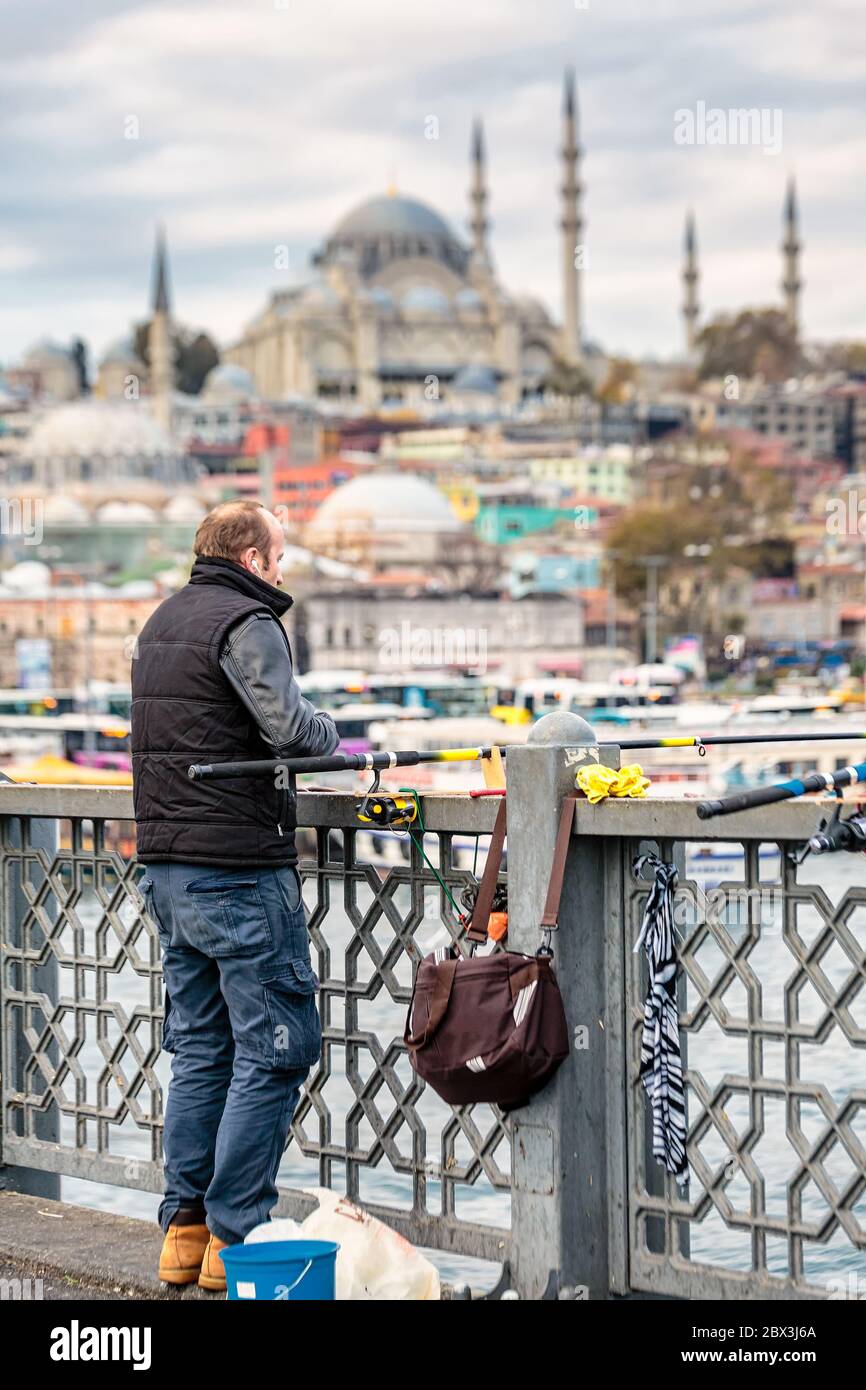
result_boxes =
[474,482,595,545]
[528,446,635,504]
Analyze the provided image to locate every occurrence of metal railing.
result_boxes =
[2,747,866,1299]
[0,783,510,1278]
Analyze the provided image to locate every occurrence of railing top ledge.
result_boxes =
[0,782,500,833]
[0,780,844,841]
[572,795,839,842]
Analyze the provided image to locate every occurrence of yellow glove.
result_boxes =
[575,762,651,803]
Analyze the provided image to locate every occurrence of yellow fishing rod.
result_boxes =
[617,730,866,755]
[188,730,866,780]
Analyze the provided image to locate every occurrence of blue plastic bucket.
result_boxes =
[220,1239,339,1301]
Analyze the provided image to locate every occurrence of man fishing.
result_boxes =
[131,499,338,1291]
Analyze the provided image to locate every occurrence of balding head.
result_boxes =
[194,500,286,587]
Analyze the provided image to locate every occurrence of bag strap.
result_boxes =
[404,957,459,1050]
[464,793,576,951]
[464,798,507,944]
[539,794,578,949]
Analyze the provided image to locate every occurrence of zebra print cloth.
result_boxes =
[633,853,689,1188]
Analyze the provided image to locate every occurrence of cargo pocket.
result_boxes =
[184,874,273,957]
[261,958,322,1069]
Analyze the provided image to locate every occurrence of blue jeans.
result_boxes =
[139,862,320,1246]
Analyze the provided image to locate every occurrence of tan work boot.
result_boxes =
[198,1234,230,1291]
[158,1221,210,1285]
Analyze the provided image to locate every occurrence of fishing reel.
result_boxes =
[356,771,419,830]
[791,798,866,864]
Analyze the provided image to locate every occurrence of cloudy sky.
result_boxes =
[1,0,864,368]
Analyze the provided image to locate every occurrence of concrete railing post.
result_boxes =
[505,715,627,1300]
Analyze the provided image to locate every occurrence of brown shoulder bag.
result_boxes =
[403,796,572,1112]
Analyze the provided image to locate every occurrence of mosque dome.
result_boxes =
[1,560,52,592]
[99,336,144,368]
[42,494,90,526]
[332,195,456,243]
[22,400,175,461]
[21,339,80,402]
[401,284,451,314]
[163,493,206,523]
[516,295,552,325]
[97,500,159,525]
[23,338,74,365]
[16,400,192,491]
[318,193,468,279]
[307,471,460,537]
[201,363,256,402]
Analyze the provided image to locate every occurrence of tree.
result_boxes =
[541,354,594,398]
[695,308,802,383]
[133,321,220,395]
[606,439,794,613]
[811,340,866,377]
[176,331,220,395]
[596,356,637,405]
[605,506,700,604]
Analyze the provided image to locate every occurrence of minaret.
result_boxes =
[781,177,802,338]
[469,117,491,268]
[560,68,583,363]
[682,211,700,356]
[148,225,174,433]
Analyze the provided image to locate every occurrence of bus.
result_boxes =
[298,670,497,718]
[0,688,78,717]
[0,684,133,720]
[504,673,683,721]
[0,714,131,773]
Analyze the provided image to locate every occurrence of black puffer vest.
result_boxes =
[131,557,298,867]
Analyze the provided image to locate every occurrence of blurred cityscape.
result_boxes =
[2,65,866,787]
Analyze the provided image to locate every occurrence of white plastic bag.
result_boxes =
[300,1187,440,1300]
[244,1217,302,1244]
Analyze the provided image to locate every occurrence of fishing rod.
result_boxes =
[696,760,866,820]
[188,727,866,780]
[617,730,866,754]
[188,746,499,781]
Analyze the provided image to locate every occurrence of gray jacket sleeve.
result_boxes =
[219,612,340,758]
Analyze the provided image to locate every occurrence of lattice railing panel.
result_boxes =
[624,835,866,1299]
